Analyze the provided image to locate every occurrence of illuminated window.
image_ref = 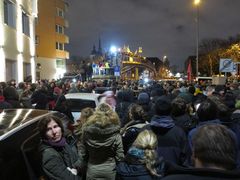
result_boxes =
[22,11,30,36]
[55,24,64,34]
[4,0,16,28]
[56,42,64,50]
[56,8,64,18]
[56,59,65,68]
[35,35,39,45]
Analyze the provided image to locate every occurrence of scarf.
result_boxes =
[44,137,66,147]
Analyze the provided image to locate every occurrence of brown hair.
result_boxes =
[38,115,64,140]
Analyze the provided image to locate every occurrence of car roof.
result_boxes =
[65,93,100,101]
[0,109,53,140]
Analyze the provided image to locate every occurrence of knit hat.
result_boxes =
[138,92,150,104]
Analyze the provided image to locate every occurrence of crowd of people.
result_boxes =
[1,78,240,179]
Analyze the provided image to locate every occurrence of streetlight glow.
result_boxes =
[110,46,117,53]
[194,0,200,5]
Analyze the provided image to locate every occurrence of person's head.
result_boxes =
[78,107,94,124]
[192,124,237,170]
[87,103,120,127]
[96,102,113,113]
[154,96,172,116]
[171,97,187,117]
[196,99,217,121]
[137,92,150,105]
[38,115,64,142]
[128,103,146,122]
[131,130,159,176]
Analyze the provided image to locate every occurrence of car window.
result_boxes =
[68,99,96,112]
[21,132,44,179]
[0,109,48,136]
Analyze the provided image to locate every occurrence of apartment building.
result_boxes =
[0,0,38,82]
[36,0,69,80]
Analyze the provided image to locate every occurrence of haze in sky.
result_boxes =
[66,0,240,70]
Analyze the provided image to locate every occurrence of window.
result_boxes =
[4,0,16,28]
[35,35,39,45]
[56,59,65,68]
[56,42,64,50]
[56,8,64,18]
[22,11,30,36]
[55,24,64,34]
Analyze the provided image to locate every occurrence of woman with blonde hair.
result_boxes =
[79,103,124,180]
[117,130,165,180]
[74,107,94,138]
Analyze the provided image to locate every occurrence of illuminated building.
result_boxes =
[0,0,38,82]
[35,0,69,80]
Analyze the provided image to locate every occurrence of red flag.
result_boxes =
[187,60,192,81]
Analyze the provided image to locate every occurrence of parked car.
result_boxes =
[0,109,73,180]
[65,93,100,122]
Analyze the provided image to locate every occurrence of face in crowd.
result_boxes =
[45,119,62,142]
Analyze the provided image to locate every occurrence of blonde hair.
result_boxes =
[86,103,120,127]
[133,130,160,177]
[75,107,94,136]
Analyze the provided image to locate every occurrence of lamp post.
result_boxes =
[194,0,200,79]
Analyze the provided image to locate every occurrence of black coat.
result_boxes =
[162,166,240,180]
[116,155,165,180]
[144,115,187,165]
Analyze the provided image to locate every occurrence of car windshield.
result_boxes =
[0,109,48,136]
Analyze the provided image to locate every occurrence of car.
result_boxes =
[0,109,73,180]
[65,93,100,122]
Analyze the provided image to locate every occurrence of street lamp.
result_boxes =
[194,0,200,78]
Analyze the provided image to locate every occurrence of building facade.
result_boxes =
[35,0,69,80]
[0,0,38,83]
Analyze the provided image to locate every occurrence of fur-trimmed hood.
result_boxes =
[82,123,120,148]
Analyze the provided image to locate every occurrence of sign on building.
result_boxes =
[219,59,234,72]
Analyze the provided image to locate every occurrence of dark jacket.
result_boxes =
[121,120,147,154]
[31,89,49,109]
[79,122,124,179]
[162,166,240,180]
[116,154,165,180]
[172,113,195,134]
[39,141,81,180]
[144,115,187,165]
[116,90,134,127]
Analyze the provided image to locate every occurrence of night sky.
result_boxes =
[66,0,240,70]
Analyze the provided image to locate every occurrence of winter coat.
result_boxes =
[121,120,147,154]
[79,123,124,180]
[39,141,81,180]
[144,115,187,165]
[31,89,49,109]
[116,154,165,180]
[116,90,134,126]
[162,166,240,180]
[172,113,195,134]
[3,86,21,108]
[0,96,12,110]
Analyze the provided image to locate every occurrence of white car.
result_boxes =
[65,93,100,122]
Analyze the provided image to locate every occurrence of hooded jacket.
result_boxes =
[144,115,187,165]
[80,121,124,179]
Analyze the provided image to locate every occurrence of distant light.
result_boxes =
[194,0,200,5]
[110,46,117,53]
[72,78,76,83]
[144,78,149,83]
[175,73,181,78]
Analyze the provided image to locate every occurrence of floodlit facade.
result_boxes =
[35,0,69,80]
[0,0,38,83]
